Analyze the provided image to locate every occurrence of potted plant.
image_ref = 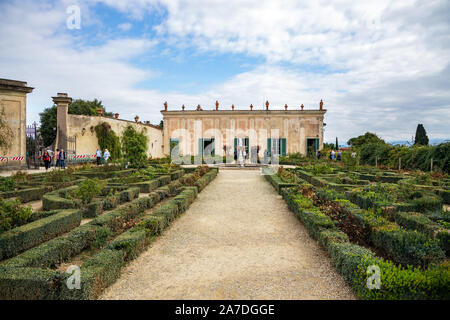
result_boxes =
[115,113,119,119]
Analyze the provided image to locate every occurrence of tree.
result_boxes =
[414,124,429,146]
[121,125,148,168]
[347,132,386,148]
[39,105,57,147]
[69,99,113,117]
[159,120,164,129]
[39,98,114,147]
[335,137,339,150]
[0,107,13,152]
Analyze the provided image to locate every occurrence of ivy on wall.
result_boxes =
[94,122,121,160]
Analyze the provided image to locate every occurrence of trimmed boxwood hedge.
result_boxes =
[0,167,218,300]
[316,189,445,268]
[264,174,297,194]
[0,266,62,300]
[0,186,52,203]
[59,249,125,300]
[0,209,82,260]
[106,229,147,261]
[278,186,450,300]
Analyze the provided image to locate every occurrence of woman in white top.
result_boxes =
[103,149,110,162]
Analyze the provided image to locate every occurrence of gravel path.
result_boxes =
[100,169,356,300]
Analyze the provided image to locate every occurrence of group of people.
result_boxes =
[96,148,110,165]
[41,147,111,170]
[329,149,342,161]
[316,149,357,161]
[42,148,66,170]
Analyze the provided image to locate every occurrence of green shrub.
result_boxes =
[0,267,62,300]
[121,125,148,168]
[60,249,125,300]
[44,169,75,183]
[0,177,17,192]
[0,198,33,233]
[135,215,166,235]
[370,227,445,267]
[72,179,107,205]
[107,229,147,261]
[92,226,111,249]
[0,209,81,260]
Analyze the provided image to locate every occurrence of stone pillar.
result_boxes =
[0,79,34,167]
[52,93,72,151]
[319,116,324,150]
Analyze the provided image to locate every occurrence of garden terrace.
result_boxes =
[0,165,218,299]
[265,172,450,299]
[0,170,85,203]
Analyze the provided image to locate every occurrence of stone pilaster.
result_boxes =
[52,93,72,151]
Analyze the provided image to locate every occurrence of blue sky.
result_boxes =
[0,0,449,143]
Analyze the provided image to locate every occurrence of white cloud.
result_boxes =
[0,0,449,143]
[117,22,132,31]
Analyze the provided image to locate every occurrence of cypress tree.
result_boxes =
[336,137,339,150]
[414,124,429,146]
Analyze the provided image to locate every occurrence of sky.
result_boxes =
[0,0,449,143]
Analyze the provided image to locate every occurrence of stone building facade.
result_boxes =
[54,93,164,159]
[0,79,34,166]
[161,101,326,158]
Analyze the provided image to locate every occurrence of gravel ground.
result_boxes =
[100,169,356,300]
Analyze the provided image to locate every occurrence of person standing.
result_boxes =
[43,151,51,170]
[55,149,61,168]
[103,149,110,163]
[60,149,66,169]
[331,149,336,160]
[337,150,342,161]
[46,148,53,167]
[96,149,102,165]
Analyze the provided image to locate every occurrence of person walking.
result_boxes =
[103,149,110,163]
[96,149,102,165]
[46,148,53,167]
[43,151,51,170]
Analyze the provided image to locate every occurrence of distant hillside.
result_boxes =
[325,138,449,148]
[389,138,449,146]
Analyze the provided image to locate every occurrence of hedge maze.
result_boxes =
[267,163,450,299]
[0,164,218,299]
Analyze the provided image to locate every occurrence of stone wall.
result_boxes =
[0,79,33,167]
[65,114,164,158]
